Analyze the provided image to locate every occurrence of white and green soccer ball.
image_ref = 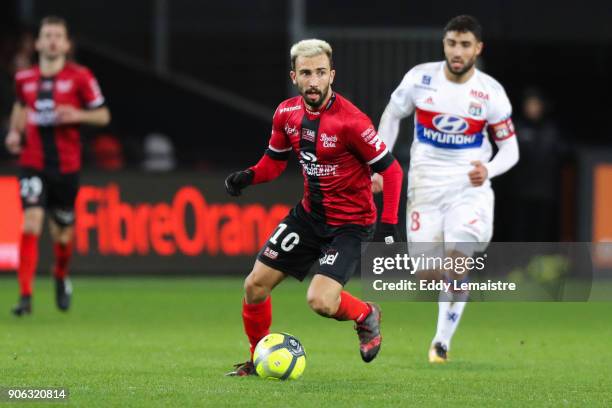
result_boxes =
[253,333,306,380]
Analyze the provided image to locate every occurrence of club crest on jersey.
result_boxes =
[422,75,432,85]
[302,128,316,142]
[56,79,73,93]
[432,114,469,134]
[284,124,298,136]
[469,102,483,116]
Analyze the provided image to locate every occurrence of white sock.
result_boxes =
[433,285,469,351]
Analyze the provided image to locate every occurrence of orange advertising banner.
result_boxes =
[592,164,612,267]
[0,172,302,274]
[0,177,22,271]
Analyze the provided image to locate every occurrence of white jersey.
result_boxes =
[389,61,513,189]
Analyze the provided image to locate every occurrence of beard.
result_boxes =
[41,49,63,61]
[445,56,477,77]
[301,85,329,109]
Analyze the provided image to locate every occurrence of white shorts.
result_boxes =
[406,184,494,258]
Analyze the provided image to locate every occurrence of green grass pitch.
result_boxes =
[1,277,611,407]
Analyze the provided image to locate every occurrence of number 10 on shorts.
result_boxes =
[270,223,300,252]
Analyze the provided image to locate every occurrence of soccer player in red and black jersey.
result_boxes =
[4,16,111,316]
[225,39,403,376]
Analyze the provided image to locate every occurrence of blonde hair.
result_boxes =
[290,39,333,70]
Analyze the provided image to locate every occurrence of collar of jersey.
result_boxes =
[303,92,336,116]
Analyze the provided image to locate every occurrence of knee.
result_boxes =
[52,227,73,245]
[23,210,43,235]
[244,273,270,304]
[307,292,336,317]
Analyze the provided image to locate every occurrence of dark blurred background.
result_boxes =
[0,0,611,245]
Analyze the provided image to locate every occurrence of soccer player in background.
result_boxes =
[373,15,519,362]
[224,39,403,376]
[4,16,111,316]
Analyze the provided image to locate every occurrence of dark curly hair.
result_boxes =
[444,15,482,41]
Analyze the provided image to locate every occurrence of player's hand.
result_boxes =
[5,130,22,154]
[225,169,254,196]
[468,161,488,186]
[55,105,83,125]
[373,222,400,244]
[371,173,383,194]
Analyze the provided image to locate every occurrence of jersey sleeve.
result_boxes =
[486,84,516,141]
[389,68,417,116]
[78,68,105,109]
[265,106,292,160]
[346,113,394,173]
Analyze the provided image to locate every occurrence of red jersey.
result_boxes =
[262,93,393,226]
[15,62,105,174]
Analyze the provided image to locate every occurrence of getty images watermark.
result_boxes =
[361,242,612,301]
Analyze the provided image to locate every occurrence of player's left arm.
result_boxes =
[469,120,519,186]
[56,68,110,126]
[55,105,110,126]
[348,117,404,243]
[469,86,519,187]
[225,106,290,196]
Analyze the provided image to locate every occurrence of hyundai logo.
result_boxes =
[433,114,469,134]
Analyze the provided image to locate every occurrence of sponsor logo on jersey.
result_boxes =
[279,105,301,114]
[422,75,432,85]
[319,249,339,266]
[302,128,316,142]
[29,98,57,126]
[28,110,58,126]
[23,82,37,94]
[34,99,55,111]
[320,133,337,148]
[368,134,383,151]
[469,102,483,116]
[417,125,483,149]
[470,89,489,100]
[360,126,383,151]
[56,79,73,93]
[416,108,485,149]
[301,162,339,177]
[299,151,317,163]
[424,97,434,105]
[41,80,54,91]
[263,246,279,260]
[432,114,469,134]
[361,126,377,143]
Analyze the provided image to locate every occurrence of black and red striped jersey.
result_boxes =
[14,62,105,174]
[263,93,393,226]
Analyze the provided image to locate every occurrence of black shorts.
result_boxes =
[257,204,374,285]
[19,168,80,226]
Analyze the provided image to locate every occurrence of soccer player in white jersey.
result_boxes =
[373,15,519,362]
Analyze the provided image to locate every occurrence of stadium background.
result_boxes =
[1,0,610,274]
[0,2,611,406]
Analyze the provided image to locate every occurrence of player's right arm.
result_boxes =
[225,106,291,196]
[5,102,26,155]
[378,69,417,151]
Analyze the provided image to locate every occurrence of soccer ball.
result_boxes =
[253,333,306,380]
